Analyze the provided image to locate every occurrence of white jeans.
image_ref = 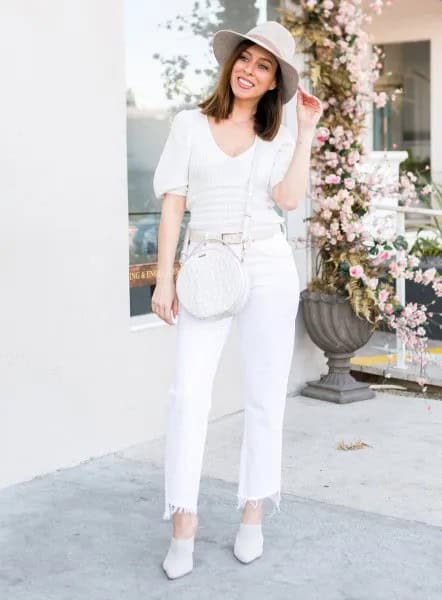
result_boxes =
[163,231,300,520]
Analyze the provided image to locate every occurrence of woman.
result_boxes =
[152,21,322,579]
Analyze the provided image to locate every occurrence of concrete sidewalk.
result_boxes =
[1,393,441,599]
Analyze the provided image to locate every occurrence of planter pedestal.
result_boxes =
[301,290,375,404]
[302,352,375,404]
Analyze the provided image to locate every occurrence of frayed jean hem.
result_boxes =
[236,490,281,518]
[162,490,282,521]
[163,503,198,521]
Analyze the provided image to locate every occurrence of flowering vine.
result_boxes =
[282,0,442,383]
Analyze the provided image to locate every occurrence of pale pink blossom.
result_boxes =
[414,269,423,283]
[325,174,341,184]
[310,222,328,237]
[385,303,394,315]
[433,280,442,296]
[330,221,340,234]
[379,289,389,303]
[316,127,330,144]
[422,268,436,285]
[349,265,364,278]
[372,250,391,265]
[347,150,360,165]
[366,277,378,289]
[407,255,420,268]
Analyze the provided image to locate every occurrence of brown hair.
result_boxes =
[198,40,283,141]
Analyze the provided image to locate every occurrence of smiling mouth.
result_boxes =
[237,77,254,89]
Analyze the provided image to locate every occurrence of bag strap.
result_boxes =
[240,136,259,244]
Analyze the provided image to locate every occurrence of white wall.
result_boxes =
[0,0,247,490]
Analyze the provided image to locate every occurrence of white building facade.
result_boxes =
[1,0,440,489]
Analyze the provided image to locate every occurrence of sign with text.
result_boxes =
[129,262,180,288]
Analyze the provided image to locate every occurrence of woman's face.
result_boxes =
[230,44,278,102]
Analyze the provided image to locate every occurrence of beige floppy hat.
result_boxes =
[212,21,299,104]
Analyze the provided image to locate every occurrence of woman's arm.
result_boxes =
[156,193,186,281]
[151,110,192,325]
[152,193,186,325]
[272,85,323,212]
[272,128,315,211]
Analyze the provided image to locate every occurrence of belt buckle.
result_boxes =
[221,232,241,244]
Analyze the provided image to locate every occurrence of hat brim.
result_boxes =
[212,29,299,104]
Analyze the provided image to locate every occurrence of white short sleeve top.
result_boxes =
[153,108,295,232]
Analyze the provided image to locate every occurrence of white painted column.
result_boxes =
[431,32,442,183]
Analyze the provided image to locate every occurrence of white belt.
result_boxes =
[188,223,286,244]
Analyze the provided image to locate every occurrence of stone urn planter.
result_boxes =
[301,290,376,403]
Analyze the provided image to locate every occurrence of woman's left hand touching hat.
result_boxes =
[296,84,323,132]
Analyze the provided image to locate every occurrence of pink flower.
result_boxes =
[414,269,423,283]
[344,178,355,190]
[379,289,389,303]
[373,91,388,108]
[433,280,442,297]
[385,303,394,315]
[407,255,420,268]
[310,222,327,237]
[349,265,364,278]
[325,174,341,184]
[316,127,330,144]
[389,261,405,277]
[366,277,378,289]
[422,268,436,284]
[347,150,360,165]
[372,250,391,265]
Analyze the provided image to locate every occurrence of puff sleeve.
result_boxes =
[269,126,296,191]
[153,110,191,200]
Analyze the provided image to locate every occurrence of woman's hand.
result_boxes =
[296,84,323,134]
[151,277,179,325]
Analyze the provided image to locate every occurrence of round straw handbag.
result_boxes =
[176,237,251,320]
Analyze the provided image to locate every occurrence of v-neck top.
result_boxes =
[205,114,257,159]
[153,108,296,233]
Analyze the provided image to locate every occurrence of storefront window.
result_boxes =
[373,41,431,173]
[125,0,266,316]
